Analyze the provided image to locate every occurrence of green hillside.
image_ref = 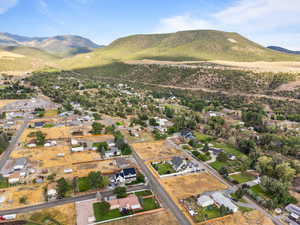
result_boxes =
[61,30,300,69]
[0,46,59,72]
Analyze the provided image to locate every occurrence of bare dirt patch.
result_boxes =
[102,209,180,225]
[131,140,184,161]
[0,100,18,108]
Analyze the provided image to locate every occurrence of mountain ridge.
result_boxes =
[267,46,300,55]
[0,32,100,57]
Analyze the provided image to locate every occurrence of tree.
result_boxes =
[56,178,71,199]
[96,142,108,153]
[237,138,256,155]
[90,122,105,134]
[275,162,296,183]
[217,152,228,162]
[149,118,159,126]
[88,171,107,189]
[165,106,175,118]
[114,186,127,198]
[19,196,27,204]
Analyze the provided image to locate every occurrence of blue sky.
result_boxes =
[1,0,300,49]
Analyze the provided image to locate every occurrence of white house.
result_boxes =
[211,192,238,213]
[64,168,73,174]
[47,189,57,200]
[71,139,79,145]
[71,146,84,152]
[13,158,27,171]
[197,195,214,207]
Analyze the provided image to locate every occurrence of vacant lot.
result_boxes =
[18,203,76,225]
[132,141,183,161]
[20,126,71,142]
[202,210,274,225]
[102,209,180,225]
[0,184,44,210]
[11,145,101,168]
[0,99,18,108]
[160,173,227,200]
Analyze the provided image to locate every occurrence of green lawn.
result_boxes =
[93,202,123,222]
[229,172,256,184]
[77,177,90,192]
[153,163,175,175]
[135,190,153,197]
[0,179,9,189]
[195,205,222,222]
[212,142,246,157]
[239,206,253,213]
[43,123,55,128]
[141,197,159,211]
[250,185,270,199]
[194,132,214,142]
[209,161,228,171]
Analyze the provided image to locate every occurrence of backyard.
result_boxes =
[194,205,222,222]
[93,202,123,222]
[229,172,256,184]
[152,162,175,175]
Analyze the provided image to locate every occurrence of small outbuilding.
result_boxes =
[197,195,214,207]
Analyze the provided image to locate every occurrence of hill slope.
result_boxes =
[0,46,59,73]
[61,30,300,69]
[267,46,300,55]
[0,32,100,57]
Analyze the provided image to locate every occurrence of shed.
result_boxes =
[197,195,214,207]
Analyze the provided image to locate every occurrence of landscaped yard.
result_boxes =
[213,142,246,157]
[194,132,214,142]
[250,185,270,199]
[140,197,159,211]
[93,202,123,222]
[135,190,152,197]
[152,162,175,175]
[0,178,9,189]
[209,161,228,171]
[77,177,90,192]
[229,172,256,184]
[194,205,222,222]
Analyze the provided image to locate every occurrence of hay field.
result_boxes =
[0,184,44,210]
[11,146,101,168]
[77,134,114,142]
[103,209,180,225]
[20,126,71,142]
[131,141,183,161]
[18,203,76,225]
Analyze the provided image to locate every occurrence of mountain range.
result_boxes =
[1,29,300,73]
[267,46,300,55]
[0,32,100,57]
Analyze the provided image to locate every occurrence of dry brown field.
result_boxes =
[0,99,18,108]
[102,209,180,225]
[18,203,76,225]
[131,140,184,161]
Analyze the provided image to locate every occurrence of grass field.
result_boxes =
[93,202,123,222]
[229,172,256,184]
[131,141,183,161]
[140,197,159,211]
[209,161,228,171]
[194,132,214,142]
[44,109,58,117]
[212,142,245,157]
[78,177,90,192]
[194,205,222,222]
[250,185,270,199]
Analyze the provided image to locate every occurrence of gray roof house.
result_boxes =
[171,157,186,172]
[13,158,27,170]
[286,204,300,216]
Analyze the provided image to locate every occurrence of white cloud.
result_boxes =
[155,0,300,49]
[0,0,18,14]
[155,14,217,33]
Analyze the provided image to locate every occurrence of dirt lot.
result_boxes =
[11,145,101,168]
[0,99,18,108]
[102,209,180,225]
[202,210,274,225]
[160,173,227,200]
[20,126,71,143]
[0,184,44,210]
[131,141,184,161]
[18,203,76,225]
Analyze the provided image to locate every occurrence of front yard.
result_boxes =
[93,202,123,222]
[229,172,256,184]
[152,162,175,175]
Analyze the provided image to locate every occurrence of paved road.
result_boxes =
[0,184,148,215]
[131,149,192,225]
[0,118,30,170]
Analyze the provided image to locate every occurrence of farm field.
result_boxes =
[101,209,180,225]
[131,140,183,161]
[18,203,76,225]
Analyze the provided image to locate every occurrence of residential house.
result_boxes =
[181,129,194,139]
[171,157,186,172]
[104,147,121,158]
[211,192,238,213]
[8,172,20,184]
[108,194,142,211]
[34,122,44,128]
[13,158,27,171]
[115,168,137,184]
[197,195,214,207]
